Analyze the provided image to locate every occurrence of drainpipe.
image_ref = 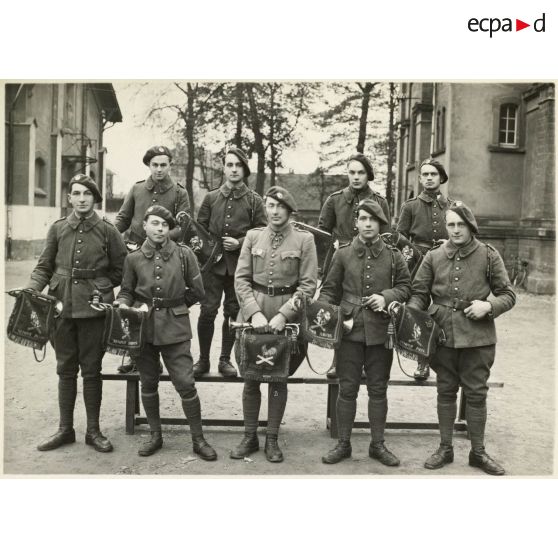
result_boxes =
[6,84,25,260]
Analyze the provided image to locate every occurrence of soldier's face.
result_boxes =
[68,184,95,215]
[356,210,380,240]
[445,210,472,245]
[419,164,441,191]
[143,216,170,244]
[149,155,171,182]
[224,154,245,184]
[265,199,290,228]
[347,160,368,190]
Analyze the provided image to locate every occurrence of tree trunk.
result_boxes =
[385,83,397,216]
[357,82,374,153]
[235,83,243,148]
[269,85,276,186]
[246,84,266,196]
[185,83,196,212]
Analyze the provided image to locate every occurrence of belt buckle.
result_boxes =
[152,296,163,308]
[267,285,275,297]
[71,267,80,278]
[451,297,460,309]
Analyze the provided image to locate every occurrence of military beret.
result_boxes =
[348,153,374,181]
[420,158,448,184]
[224,147,251,177]
[143,205,176,230]
[357,198,388,225]
[69,174,102,203]
[447,201,478,234]
[265,186,298,213]
[143,145,173,166]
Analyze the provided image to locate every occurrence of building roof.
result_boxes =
[89,83,122,123]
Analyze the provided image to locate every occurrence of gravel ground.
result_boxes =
[2,259,555,476]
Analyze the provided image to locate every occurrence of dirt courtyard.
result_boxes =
[2,259,555,476]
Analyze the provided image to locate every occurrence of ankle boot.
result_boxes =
[85,428,113,452]
[369,442,400,467]
[37,428,76,451]
[264,434,284,463]
[469,448,505,476]
[230,434,260,459]
[424,444,454,470]
[322,440,352,464]
[193,358,210,379]
[182,394,217,461]
[218,359,238,378]
[138,431,163,456]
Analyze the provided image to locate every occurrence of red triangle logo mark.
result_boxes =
[516,19,530,31]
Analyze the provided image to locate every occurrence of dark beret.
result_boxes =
[224,147,251,177]
[348,153,374,181]
[419,158,448,184]
[143,205,176,230]
[143,145,173,166]
[69,174,102,203]
[265,186,298,213]
[447,201,478,234]
[357,198,388,225]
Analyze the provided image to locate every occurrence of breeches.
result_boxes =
[53,317,105,379]
[199,271,239,323]
[337,340,393,401]
[430,345,495,407]
[136,340,197,400]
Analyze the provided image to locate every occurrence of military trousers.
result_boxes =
[337,340,393,401]
[430,345,495,408]
[198,270,239,324]
[136,340,197,400]
[53,317,105,379]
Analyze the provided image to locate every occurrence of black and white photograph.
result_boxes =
[3,80,555,477]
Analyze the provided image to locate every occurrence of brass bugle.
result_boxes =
[229,318,252,330]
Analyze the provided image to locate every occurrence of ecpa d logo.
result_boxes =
[468,13,546,37]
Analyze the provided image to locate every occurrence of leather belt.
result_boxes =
[55,266,102,279]
[251,282,298,297]
[432,296,473,310]
[341,294,365,306]
[135,295,184,308]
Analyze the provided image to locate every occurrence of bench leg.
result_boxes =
[328,383,339,439]
[126,380,137,434]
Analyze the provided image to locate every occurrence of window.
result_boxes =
[499,103,518,146]
[34,158,48,198]
[434,107,446,153]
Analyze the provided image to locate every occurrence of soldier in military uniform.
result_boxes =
[116,205,217,460]
[318,199,411,467]
[27,174,127,452]
[396,158,452,380]
[114,145,190,373]
[408,201,515,475]
[194,147,267,379]
[318,153,391,378]
[231,187,318,462]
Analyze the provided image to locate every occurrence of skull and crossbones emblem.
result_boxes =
[255,345,277,366]
[309,308,332,336]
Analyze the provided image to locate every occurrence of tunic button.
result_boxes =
[453,309,457,312]
[76,250,81,253]
[455,267,460,270]
[454,287,458,291]
[156,276,161,280]
[456,257,461,261]
[366,266,370,269]
[366,286,370,289]
[433,213,437,216]
[269,271,273,275]
[367,256,371,260]
[227,214,231,218]
[228,205,232,209]
[225,223,229,227]
[455,277,459,281]
[156,256,160,260]
[156,287,161,291]
[75,260,79,264]
[79,230,83,233]
[155,308,160,311]
[152,199,157,203]
[271,254,275,258]
[156,266,161,269]
[268,280,272,284]
[78,240,82,243]
[74,280,78,284]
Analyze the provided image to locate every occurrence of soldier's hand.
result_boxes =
[222,236,240,251]
[464,300,492,320]
[251,312,269,332]
[365,294,387,312]
[114,301,129,310]
[268,313,287,333]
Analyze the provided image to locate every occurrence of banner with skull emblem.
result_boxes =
[102,306,146,356]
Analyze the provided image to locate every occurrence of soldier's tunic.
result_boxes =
[114,175,190,243]
[318,236,411,401]
[396,191,452,253]
[117,239,204,398]
[319,185,391,241]
[27,211,127,377]
[408,238,516,406]
[196,181,267,363]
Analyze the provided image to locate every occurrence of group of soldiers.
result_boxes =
[25,145,516,474]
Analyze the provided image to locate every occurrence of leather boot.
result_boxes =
[194,320,214,378]
[264,435,283,463]
[85,429,113,452]
[138,431,163,456]
[469,449,505,476]
[37,428,76,451]
[424,444,454,470]
[220,318,237,368]
[182,394,217,461]
[322,440,352,464]
[230,434,260,459]
[369,442,400,467]
[218,359,238,378]
[118,355,136,374]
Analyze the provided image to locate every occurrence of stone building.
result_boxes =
[4,83,122,259]
[395,82,555,294]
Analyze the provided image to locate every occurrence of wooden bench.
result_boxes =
[101,372,504,438]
